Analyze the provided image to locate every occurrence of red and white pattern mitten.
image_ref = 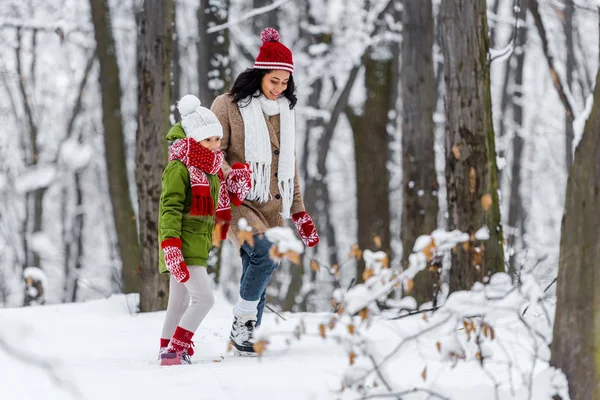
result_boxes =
[292,211,319,247]
[227,162,252,206]
[161,238,190,283]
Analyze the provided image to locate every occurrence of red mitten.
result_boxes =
[292,211,319,247]
[227,162,252,206]
[161,238,190,283]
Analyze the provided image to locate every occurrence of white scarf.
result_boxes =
[238,93,295,219]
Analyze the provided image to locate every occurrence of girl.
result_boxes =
[158,95,252,365]
[210,28,319,355]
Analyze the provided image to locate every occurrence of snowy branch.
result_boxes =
[206,0,292,34]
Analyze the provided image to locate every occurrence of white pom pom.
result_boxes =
[178,95,201,117]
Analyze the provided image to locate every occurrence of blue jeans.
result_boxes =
[239,234,279,326]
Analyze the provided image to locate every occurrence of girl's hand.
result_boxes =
[161,238,190,283]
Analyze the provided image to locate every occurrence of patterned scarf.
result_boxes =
[169,138,230,226]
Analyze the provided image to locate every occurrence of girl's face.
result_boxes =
[199,136,222,152]
[261,70,290,100]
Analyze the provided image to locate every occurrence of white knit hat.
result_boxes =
[177,95,223,142]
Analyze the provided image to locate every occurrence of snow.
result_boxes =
[475,226,491,240]
[264,227,304,254]
[0,286,569,400]
[14,165,57,194]
[23,267,47,287]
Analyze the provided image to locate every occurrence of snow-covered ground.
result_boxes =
[1,288,569,400]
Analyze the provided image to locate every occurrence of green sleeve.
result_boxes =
[159,161,189,240]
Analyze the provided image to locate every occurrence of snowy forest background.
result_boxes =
[1,0,597,310]
[2,0,600,398]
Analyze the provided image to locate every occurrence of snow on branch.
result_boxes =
[206,0,293,34]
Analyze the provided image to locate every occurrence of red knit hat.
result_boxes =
[254,28,294,74]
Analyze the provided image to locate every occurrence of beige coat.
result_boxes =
[211,93,305,249]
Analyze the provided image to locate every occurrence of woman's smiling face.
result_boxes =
[261,70,290,100]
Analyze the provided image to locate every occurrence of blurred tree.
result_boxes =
[551,63,600,400]
[400,0,438,304]
[136,0,175,312]
[506,1,528,276]
[90,0,141,294]
[197,0,231,106]
[440,0,504,292]
[347,2,398,283]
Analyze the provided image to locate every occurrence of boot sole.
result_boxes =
[230,339,257,357]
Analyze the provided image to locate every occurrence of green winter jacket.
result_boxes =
[158,122,221,273]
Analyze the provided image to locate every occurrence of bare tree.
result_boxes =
[347,34,398,283]
[440,0,504,292]
[551,64,600,400]
[197,0,231,106]
[90,0,141,294]
[564,0,575,170]
[506,1,528,276]
[136,0,175,312]
[400,0,438,304]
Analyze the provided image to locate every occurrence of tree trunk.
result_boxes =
[440,0,504,292]
[551,66,600,400]
[136,0,175,312]
[564,0,575,170]
[506,2,528,276]
[351,48,394,283]
[252,0,278,33]
[400,0,438,304]
[197,0,230,106]
[90,0,141,294]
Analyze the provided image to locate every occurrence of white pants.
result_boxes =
[161,266,215,339]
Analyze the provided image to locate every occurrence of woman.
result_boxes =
[211,28,319,355]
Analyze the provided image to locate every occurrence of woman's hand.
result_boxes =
[292,211,319,247]
[227,162,252,206]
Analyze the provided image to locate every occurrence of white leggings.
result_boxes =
[161,266,215,339]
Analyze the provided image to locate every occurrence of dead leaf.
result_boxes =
[436,342,441,353]
[405,279,414,294]
[421,367,427,381]
[350,244,362,260]
[373,235,382,249]
[348,324,355,335]
[349,352,357,365]
[331,264,340,277]
[452,144,462,159]
[328,317,337,330]
[227,342,233,352]
[319,324,326,339]
[481,193,493,211]
[381,255,390,269]
[422,239,436,261]
[253,339,269,357]
[469,167,477,194]
[212,224,222,247]
[310,259,320,273]
[238,230,254,246]
[422,312,428,322]
[269,245,282,261]
[337,305,345,315]
[359,308,369,321]
[362,268,374,281]
[285,250,301,264]
[490,326,495,341]
[475,352,482,361]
